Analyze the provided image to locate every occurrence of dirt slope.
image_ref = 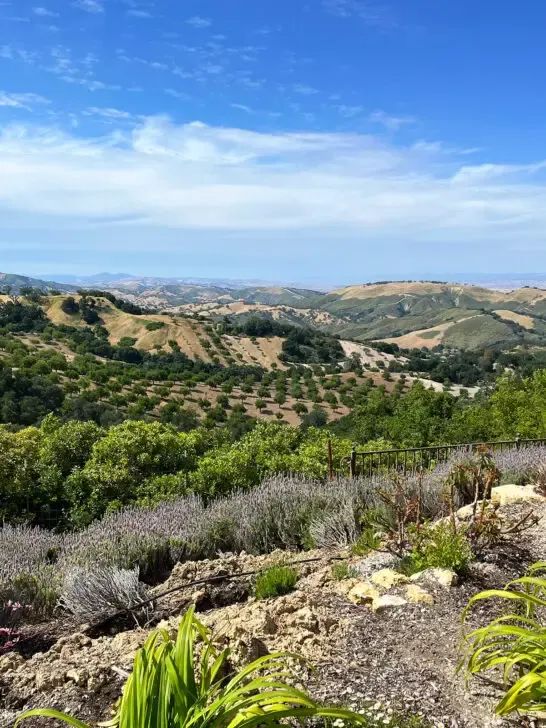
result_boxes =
[46,298,225,363]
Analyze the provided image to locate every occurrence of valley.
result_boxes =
[87,278,546,351]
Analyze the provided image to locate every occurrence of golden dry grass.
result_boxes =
[45,297,224,363]
[378,320,460,349]
[494,309,535,329]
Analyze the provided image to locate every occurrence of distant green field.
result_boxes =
[441,315,517,349]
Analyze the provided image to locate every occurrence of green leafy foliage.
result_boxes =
[144,320,166,331]
[17,607,363,728]
[460,563,546,716]
[255,565,298,599]
[331,562,358,580]
[351,525,382,557]
[401,522,473,576]
[65,421,201,526]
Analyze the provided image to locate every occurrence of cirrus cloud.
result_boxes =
[0,117,545,266]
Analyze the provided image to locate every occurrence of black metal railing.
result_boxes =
[346,437,546,477]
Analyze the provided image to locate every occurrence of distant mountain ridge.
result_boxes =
[0,272,77,293]
[6,272,546,350]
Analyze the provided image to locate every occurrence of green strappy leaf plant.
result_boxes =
[16,606,365,728]
[459,562,546,716]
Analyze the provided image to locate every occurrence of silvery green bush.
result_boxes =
[59,565,150,620]
[0,524,60,621]
[2,443,544,623]
[492,445,546,485]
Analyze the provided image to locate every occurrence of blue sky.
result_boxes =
[1,0,546,285]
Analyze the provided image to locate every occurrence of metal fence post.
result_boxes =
[350,446,357,479]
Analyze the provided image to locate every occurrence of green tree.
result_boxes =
[292,402,308,416]
[274,391,286,407]
[65,421,199,525]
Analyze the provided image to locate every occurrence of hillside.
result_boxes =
[0,272,76,294]
[7,273,546,350]
[160,281,546,351]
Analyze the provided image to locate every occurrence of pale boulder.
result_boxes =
[347,581,381,604]
[370,568,409,589]
[372,595,407,613]
[406,584,435,605]
[410,568,458,587]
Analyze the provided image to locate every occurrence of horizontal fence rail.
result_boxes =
[346,437,546,478]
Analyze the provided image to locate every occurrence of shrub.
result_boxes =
[331,562,357,580]
[308,501,359,548]
[493,445,546,485]
[401,522,473,576]
[351,514,382,556]
[60,297,79,315]
[144,320,165,331]
[17,607,363,728]
[460,562,546,716]
[59,565,150,619]
[0,524,61,620]
[255,564,298,599]
[536,462,546,495]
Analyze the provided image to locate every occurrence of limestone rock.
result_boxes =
[370,568,409,589]
[406,584,434,605]
[287,607,319,633]
[347,581,381,604]
[66,668,88,686]
[352,551,400,578]
[491,484,546,506]
[457,485,546,519]
[35,669,66,691]
[372,595,407,613]
[410,568,458,587]
[0,652,24,673]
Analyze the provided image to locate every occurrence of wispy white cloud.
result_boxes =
[369,109,416,130]
[231,103,253,114]
[62,76,120,91]
[293,84,319,95]
[0,91,50,109]
[84,106,132,119]
[1,116,545,256]
[337,105,364,118]
[165,88,191,100]
[127,9,152,18]
[73,0,104,13]
[322,0,397,28]
[32,6,59,16]
[186,16,211,28]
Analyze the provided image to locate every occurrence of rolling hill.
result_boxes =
[7,272,546,350]
[0,272,76,294]
[166,281,546,351]
[5,292,441,429]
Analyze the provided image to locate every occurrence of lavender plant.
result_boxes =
[2,443,543,629]
[59,565,150,620]
[0,524,61,620]
[491,445,546,485]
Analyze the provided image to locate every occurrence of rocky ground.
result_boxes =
[1,487,545,728]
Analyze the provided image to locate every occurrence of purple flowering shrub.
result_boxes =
[1,444,544,624]
[0,524,60,622]
[491,446,546,485]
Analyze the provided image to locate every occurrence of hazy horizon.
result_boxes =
[6,267,546,293]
